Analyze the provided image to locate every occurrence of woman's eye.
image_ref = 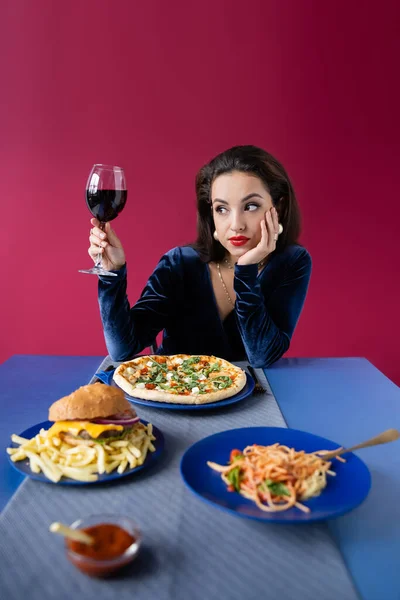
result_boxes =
[245,203,260,211]
[215,203,259,214]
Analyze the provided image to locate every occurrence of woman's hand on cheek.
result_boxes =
[237,208,279,266]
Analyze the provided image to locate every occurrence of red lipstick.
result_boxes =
[229,236,250,247]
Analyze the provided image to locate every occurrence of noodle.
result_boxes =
[207,444,344,513]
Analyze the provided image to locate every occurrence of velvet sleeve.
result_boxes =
[233,248,312,368]
[97,250,180,361]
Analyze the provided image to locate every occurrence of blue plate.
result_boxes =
[96,369,255,411]
[8,419,164,485]
[180,427,371,523]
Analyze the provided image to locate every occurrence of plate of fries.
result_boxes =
[7,419,164,485]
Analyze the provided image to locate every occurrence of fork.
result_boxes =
[247,365,266,394]
[316,428,400,460]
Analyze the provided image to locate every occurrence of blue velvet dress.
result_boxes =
[98,244,312,368]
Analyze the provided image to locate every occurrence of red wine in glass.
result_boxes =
[86,189,127,222]
[79,164,127,277]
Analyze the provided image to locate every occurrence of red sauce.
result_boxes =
[66,524,136,577]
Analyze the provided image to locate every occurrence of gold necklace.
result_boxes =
[223,257,267,270]
[216,262,235,306]
[223,258,235,269]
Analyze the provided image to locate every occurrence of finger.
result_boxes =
[89,232,107,247]
[260,218,269,247]
[91,226,106,241]
[265,209,274,231]
[88,246,104,259]
[265,210,277,246]
[271,207,279,234]
[90,218,100,227]
[88,245,104,256]
[104,222,122,247]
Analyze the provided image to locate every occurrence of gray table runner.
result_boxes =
[0,360,359,600]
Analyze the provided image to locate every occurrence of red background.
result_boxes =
[1,1,399,384]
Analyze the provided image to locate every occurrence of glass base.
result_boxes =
[78,266,118,277]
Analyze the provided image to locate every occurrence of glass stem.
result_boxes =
[95,222,106,268]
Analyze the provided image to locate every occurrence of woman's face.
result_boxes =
[211,171,274,260]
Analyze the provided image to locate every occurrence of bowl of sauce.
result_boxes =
[65,514,141,577]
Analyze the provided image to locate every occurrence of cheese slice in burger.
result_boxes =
[47,383,139,446]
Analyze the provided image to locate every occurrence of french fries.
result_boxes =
[7,423,156,483]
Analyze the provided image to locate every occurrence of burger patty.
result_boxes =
[77,429,125,440]
[60,429,130,447]
[60,423,144,446]
[78,428,132,440]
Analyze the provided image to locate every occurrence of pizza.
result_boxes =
[113,354,247,405]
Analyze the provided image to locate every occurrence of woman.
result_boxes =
[88,145,311,368]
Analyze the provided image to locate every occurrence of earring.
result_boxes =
[213,230,219,241]
[278,223,283,235]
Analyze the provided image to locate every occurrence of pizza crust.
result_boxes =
[113,355,247,405]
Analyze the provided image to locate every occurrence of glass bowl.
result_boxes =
[65,514,141,577]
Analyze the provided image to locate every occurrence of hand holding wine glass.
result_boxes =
[79,164,127,277]
[88,218,126,271]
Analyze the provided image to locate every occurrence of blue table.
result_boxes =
[1,355,399,600]
[0,355,104,511]
[266,357,400,600]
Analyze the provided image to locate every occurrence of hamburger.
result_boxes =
[47,383,140,446]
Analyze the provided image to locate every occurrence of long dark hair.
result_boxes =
[192,145,302,262]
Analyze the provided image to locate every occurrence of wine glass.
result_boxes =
[79,164,127,277]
